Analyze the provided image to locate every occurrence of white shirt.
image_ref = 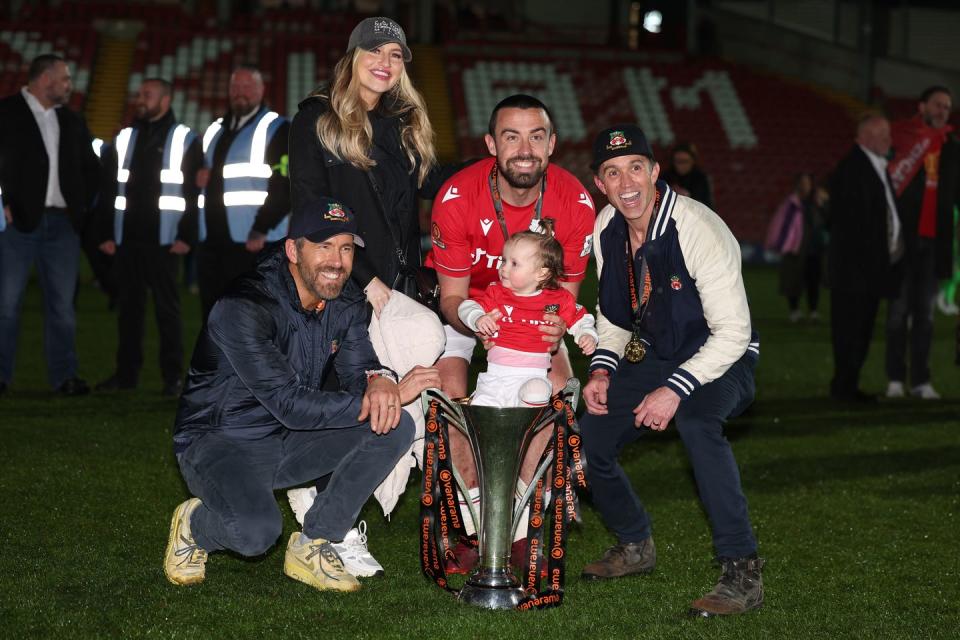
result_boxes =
[22,87,67,208]
[859,144,901,255]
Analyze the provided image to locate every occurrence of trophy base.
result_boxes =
[458,568,525,610]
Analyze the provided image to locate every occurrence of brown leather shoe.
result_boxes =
[689,556,764,617]
[581,537,656,580]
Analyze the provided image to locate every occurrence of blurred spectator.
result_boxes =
[826,114,901,402]
[660,142,713,209]
[885,86,959,400]
[195,66,290,321]
[765,172,824,321]
[0,54,100,397]
[94,79,202,396]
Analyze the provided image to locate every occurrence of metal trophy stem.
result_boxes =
[424,390,565,610]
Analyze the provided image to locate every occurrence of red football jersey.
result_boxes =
[427,157,596,299]
[474,284,588,354]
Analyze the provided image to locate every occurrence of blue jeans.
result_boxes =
[176,414,415,556]
[0,210,81,387]
[581,353,758,559]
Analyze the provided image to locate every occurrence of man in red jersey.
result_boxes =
[427,94,595,568]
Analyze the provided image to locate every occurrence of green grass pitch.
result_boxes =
[1,264,958,639]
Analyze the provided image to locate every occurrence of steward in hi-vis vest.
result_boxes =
[195,67,291,320]
[95,79,203,396]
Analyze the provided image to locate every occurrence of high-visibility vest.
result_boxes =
[199,107,289,243]
[113,123,196,246]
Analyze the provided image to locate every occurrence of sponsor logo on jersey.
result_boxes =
[432,222,445,249]
[577,192,594,210]
[579,234,594,258]
[480,218,494,236]
[441,185,460,203]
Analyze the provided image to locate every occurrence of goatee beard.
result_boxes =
[499,157,545,190]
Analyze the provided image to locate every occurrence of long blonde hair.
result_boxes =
[314,48,436,186]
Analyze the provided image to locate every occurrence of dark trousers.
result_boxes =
[0,209,80,387]
[177,415,415,556]
[197,242,258,321]
[829,288,880,396]
[580,353,757,559]
[886,240,938,386]
[115,243,182,386]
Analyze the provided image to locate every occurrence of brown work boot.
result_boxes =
[689,556,765,617]
[580,537,656,580]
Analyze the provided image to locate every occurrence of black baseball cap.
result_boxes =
[347,17,412,62]
[288,197,364,247]
[591,124,655,171]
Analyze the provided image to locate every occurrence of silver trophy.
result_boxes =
[422,380,579,610]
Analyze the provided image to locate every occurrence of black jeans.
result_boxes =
[177,414,415,556]
[886,240,938,386]
[580,353,758,559]
[829,288,880,395]
[115,243,182,386]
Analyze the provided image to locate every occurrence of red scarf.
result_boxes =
[889,116,953,238]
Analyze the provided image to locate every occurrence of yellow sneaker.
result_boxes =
[283,532,360,592]
[163,498,208,586]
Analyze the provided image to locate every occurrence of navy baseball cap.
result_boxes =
[591,124,655,171]
[288,197,364,247]
[347,17,412,62]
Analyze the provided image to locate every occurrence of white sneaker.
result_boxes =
[287,487,317,526]
[331,521,384,577]
[936,291,959,316]
[910,383,941,400]
[885,381,905,398]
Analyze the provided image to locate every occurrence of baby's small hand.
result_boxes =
[578,335,597,356]
[476,313,500,337]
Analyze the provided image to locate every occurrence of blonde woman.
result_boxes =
[290,17,445,316]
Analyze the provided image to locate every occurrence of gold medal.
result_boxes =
[624,338,646,363]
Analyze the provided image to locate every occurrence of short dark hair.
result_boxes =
[28,54,65,82]
[487,94,557,138]
[142,77,173,97]
[920,85,951,102]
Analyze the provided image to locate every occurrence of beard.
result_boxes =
[499,154,546,190]
[136,104,162,121]
[298,261,348,301]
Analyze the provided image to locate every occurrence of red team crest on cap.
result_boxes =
[325,202,347,221]
[670,275,682,291]
[607,131,629,149]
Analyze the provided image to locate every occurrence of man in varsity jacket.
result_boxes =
[96,78,202,396]
[579,125,763,617]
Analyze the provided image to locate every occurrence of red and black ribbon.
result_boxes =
[420,395,588,610]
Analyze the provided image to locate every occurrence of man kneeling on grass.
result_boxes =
[163,197,440,592]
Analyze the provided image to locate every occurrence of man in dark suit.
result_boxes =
[0,54,100,396]
[827,114,902,402]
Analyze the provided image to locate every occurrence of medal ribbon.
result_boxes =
[420,395,586,611]
[488,162,548,241]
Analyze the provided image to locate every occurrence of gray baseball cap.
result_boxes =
[347,17,412,62]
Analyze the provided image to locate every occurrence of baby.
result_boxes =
[458,221,598,407]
